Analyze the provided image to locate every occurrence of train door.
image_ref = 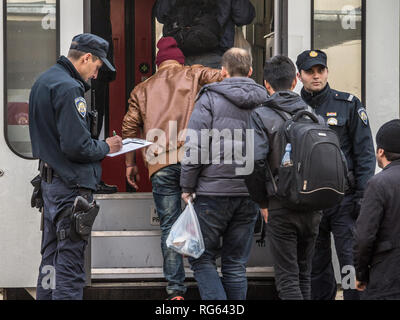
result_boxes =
[97,0,154,193]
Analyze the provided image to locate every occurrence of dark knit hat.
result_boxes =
[156,37,185,67]
[376,119,400,153]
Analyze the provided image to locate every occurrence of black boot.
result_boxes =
[94,181,118,194]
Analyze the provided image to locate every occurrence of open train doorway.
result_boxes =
[90,0,280,196]
[90,0,155,193]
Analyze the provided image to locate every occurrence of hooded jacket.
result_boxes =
[244,91,313,208]
[180,77,269,196]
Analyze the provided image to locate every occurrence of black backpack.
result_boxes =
[267,108,347,212]
[162,0,221,56]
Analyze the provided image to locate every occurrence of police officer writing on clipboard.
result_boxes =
[29,33,122,300]
[296,50,375,300]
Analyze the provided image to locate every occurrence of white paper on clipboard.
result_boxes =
[106,138,153,157]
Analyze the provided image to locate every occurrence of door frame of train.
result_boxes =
[99,0,155,193]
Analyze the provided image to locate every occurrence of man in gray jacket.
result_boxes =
[180,48,268,300]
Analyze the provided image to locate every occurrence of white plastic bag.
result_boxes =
[166,200,205,259]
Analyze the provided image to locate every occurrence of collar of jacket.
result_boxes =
[57,55,91,92]
[301,83,330,108]
[384,159,400,170]
[157,60,183,71]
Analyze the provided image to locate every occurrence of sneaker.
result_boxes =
[166,292,185,300]
[94,181,118,194]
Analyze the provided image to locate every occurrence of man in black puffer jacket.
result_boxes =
[154,0,255,68]
[180,48,268,300]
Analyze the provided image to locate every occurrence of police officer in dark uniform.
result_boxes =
[296,50,376,300]
[29,33,122,300]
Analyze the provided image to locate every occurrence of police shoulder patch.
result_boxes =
[358,107,369,126]
[74,97,87,118]
[333,91,354,102]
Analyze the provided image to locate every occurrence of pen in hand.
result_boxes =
[106,130,123,154]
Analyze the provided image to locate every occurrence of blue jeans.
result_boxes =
[151,164,186,295]
[36,176,88,300]
[188,196,258,300]
[311,194,360,300]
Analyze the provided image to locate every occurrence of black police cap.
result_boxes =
[376,119,400,153]
[70,33,115,72]
[296,50,327,72]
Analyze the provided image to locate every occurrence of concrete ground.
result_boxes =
[0,287,344,301]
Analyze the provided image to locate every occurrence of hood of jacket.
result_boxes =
[265,90,309,113]
[203,77,269,110]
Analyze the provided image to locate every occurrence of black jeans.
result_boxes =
[267,208,321,300]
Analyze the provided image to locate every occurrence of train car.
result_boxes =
[0,0,398,299]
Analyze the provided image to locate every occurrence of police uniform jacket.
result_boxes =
[29,56,110,191]
[353,160,400,299]
[301,84,375,198]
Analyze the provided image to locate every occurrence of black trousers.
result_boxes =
[267,208,321,300]
[311,194,360,300]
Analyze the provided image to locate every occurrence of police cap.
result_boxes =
[376,119,400,153]
[296,50,327,72]
[70,33,115,72]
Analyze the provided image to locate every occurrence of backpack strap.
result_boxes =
[260,102,293,122]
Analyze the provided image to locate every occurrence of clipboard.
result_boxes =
[106,138,153,157]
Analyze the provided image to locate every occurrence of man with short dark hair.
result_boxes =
[296,49,376,300]
[180,48,268,300]
[29,33,122,300]
[244,55,321,299]
[354,119,400,299]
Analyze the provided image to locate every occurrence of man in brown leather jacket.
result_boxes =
[121,37,223,299]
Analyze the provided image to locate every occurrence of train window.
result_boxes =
[312,0,364,101]
[4,0,59,158]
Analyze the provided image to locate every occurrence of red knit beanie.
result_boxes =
[156,37,185,67]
